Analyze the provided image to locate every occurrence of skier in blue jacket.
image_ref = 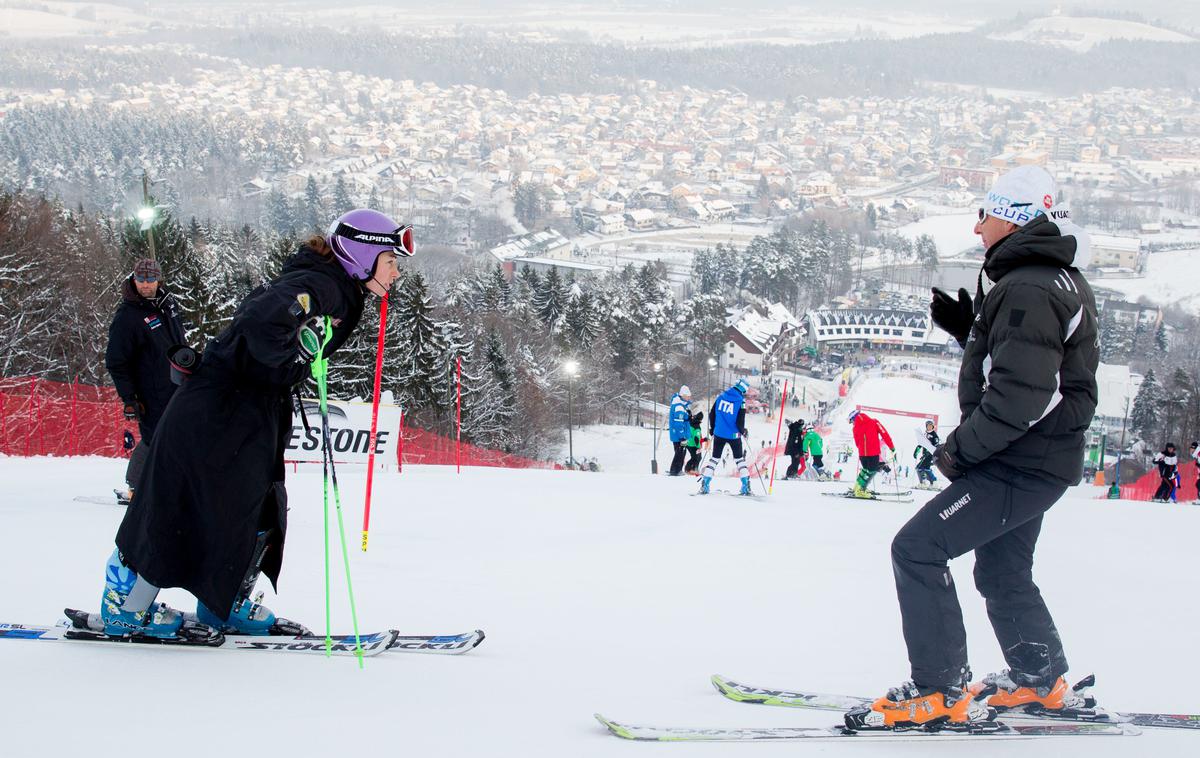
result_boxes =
[700,378,752,495]
[667,385,692,475]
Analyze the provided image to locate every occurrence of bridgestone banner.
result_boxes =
[285,399,401,464]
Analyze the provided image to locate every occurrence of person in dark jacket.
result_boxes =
[782,418,807,479]
[913,419,940,488]
[1151,443,1179,502]
[105,258,186,503]
[94,209,412,640]
[851,167,1099,730]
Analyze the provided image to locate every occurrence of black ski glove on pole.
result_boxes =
[930,287,974,346]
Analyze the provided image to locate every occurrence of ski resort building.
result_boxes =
[487,229,573,267]
[805,308,952,352]
[1089,234,1145,273]
[721,303,805,375]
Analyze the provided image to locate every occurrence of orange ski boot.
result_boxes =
[969,670,1089,714]
[844,681,997,731]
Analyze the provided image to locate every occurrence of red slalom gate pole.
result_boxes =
[455,356,462,474]
[768,380,788,495]
[361,294,389,553]
[68,376,78,457]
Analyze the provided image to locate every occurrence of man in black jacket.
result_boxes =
[105,259,186,503]
[849,166,1099,730]
[782,419,806,479]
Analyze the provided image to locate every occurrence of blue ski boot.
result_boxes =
[700,476,711,495]
[197,593,278,636]
[740,476,752,496]
[100,549,185,638]
[193,529,310,636]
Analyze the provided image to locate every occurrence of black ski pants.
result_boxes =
[684,446,702,473]
[784,454,802,478]
[1152,477,1174,501]
[890,460,1069,688]
[669,439,688,475]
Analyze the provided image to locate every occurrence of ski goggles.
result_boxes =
[333,222,415,257]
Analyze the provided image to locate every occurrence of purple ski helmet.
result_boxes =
[326,208,414,281]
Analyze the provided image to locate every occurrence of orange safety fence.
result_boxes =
[1,375,558,471]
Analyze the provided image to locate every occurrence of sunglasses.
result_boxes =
[134,275,159,283]
[977,208,987,223]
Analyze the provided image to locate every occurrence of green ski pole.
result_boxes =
[305,316,366,667]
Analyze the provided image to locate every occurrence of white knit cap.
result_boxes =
[982,165,1092,269]
[984,166,1057,227]
[679,385,692,398]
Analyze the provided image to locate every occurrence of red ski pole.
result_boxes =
[455,356,462,474]
[768,380,788,494]
[361,294,389,552]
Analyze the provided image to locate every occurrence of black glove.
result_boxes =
[930,287,974,345]
[297,317,325,363]
[935,444,966,481]
[122,400,144,421]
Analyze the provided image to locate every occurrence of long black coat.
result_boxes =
[783,421,805,456]
[104,278,186,438]
[115,248,365,617]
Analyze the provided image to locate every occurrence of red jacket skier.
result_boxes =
[849,409,894,497]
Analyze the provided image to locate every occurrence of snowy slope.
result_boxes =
[896,212,983,259]
[992,15,1195,52]
[4,373,1199,756]
[1093,248,1200,314]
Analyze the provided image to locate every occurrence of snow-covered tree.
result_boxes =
[1130,368,1163,443]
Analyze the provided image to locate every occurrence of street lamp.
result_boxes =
[706,357,718,406]
[137,170,167,260]
[651,361,664,474]
[564,359,579,467]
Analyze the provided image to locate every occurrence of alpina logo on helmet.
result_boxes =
[353,233,396,244]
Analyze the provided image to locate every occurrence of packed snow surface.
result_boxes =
[896,212,983,259]
[4,373,1198,756]
[1093,248,1200,314]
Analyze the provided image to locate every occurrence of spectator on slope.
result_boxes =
[913,419,940,489]
[849,408,895,498]
[782,418,807,480]
[105,258,186,506]
[1152,443,1178,502]
[683,411,706,475]
[699,378,752,496]
[667,385,693,476]
[1189,442,1200,504]
[90,209,410,641]
[848,166,1099,731]
[803,424,829,480]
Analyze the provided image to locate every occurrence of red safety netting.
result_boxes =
[1111,463,1198,503]
[398,427,559,470]
[1,375,558,471]
[0,376,133,458]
